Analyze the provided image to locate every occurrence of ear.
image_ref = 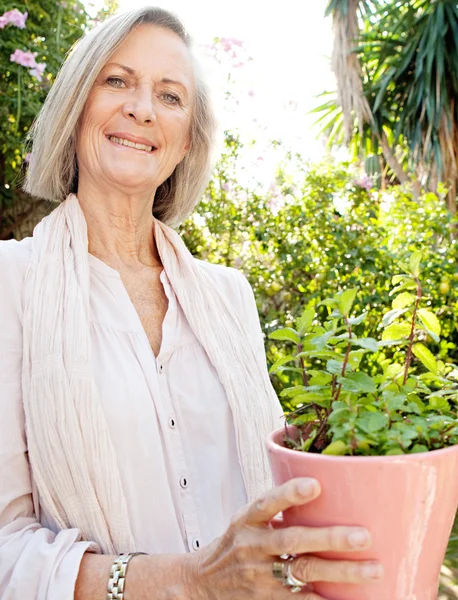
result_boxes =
[178,137,191,163]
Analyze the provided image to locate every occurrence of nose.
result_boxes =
[122,84,156,125]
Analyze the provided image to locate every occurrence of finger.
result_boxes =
[269,514,285,529]
[291,555,383,584]
[265,525,372,555]
[239,478,321,527]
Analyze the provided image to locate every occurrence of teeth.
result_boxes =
[108,135,154,152]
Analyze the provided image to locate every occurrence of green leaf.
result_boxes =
[410,444,428,454]
[348,337,379,352]
[339,288,358,316]
[348,312,368,326]
[384,392,407,411]
[348,349,366,370]
[392,292,416,310]
[428,396,450,412]
[382,308,409,327]
[417,308,441,337]
[392,274,415,285]
[293,393,332,408]
[322,440,348,455]
[390,281,417,295]
[385,447,405,456]
[412,343,438,374]
[382,322,411,341]
[269,355,296,374]
[280,385,307,398]
[385,364,404,379]
[296,308,315,336]
[343,371,377,393]
[327,359,348,375]
[269,328,300,344]
[311,330,336,350]
[409,252,422,278]
[309,371,333,386]
[357,411,389,434]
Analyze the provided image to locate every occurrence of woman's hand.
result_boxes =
[185,477,383,600]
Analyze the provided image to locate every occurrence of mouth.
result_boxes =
[106,134,156,153]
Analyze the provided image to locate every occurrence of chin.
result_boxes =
[103,166,155,191]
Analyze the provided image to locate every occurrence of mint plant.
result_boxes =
[270,252,458,456]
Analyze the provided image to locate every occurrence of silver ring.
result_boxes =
[272,555,307,593]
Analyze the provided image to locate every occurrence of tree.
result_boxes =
[318,0,458,214]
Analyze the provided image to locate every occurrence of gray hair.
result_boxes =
[24,7,216,226]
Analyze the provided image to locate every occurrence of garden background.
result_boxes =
[1,0,457,595]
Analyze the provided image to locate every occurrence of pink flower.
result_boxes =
[0,8,28,29]
[354,173,373,191]
[24,153,33,163]
[29,62,46,81]
[10,49,37,68]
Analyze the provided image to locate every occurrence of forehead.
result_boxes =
[106,23,195,89]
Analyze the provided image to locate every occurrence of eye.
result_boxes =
[162,92,181,105]
[106,76,126,88]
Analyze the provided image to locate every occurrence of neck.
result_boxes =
[76,180,162,270]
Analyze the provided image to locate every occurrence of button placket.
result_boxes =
[154,276,202,553]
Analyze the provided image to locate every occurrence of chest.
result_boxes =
[120,268,168,357]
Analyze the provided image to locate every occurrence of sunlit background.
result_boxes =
[88,0,336,183]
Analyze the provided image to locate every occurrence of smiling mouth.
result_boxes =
[106,135,156,153]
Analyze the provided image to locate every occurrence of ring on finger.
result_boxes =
[272,555,307,593]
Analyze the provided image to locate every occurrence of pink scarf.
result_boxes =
[22,194,283,554]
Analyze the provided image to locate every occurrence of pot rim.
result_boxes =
[266,424,458,463]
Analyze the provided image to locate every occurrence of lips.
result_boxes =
[106,134,157,153]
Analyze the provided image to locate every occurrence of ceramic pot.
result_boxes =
[266,426,458,600]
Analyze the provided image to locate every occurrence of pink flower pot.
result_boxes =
[266,426,458,600]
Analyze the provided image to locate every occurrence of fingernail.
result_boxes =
[348,529,370,548]
[361,563,383,580]
[296,479,317,497]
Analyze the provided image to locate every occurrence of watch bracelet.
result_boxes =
[106,552,148,600]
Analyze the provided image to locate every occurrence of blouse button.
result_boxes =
[180,477,188,489]
[192,538,200,551]
[168,417,176,429]
[159,364,163,373]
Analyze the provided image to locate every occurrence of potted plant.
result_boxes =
[266,252,458,600]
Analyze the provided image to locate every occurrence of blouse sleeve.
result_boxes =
[0,240,98,600]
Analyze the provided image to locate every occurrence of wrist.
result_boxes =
[180,552,206,600]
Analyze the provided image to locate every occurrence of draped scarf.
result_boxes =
[21,194,283,554]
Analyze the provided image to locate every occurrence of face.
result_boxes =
[76,24,195,195]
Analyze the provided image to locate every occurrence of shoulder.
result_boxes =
[194,259,253,306]
[0,236,33,270]
[194,259,262,342]
[0,237,33,318]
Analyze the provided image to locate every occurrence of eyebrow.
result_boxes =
[104,62,189,95]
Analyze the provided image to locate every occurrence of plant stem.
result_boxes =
[297,344,310,387]
[15,68,22,134]
[334,316,353,402]
[403,278,421,385]
[297,342,322,421]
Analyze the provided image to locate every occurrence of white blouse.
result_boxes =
[0,236,278,600]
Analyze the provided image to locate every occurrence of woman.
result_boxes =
[0,7,383,599]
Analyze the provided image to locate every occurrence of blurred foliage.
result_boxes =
[180,133,458,397]
[0,0,118,238]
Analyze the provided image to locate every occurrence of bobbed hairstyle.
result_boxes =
[24,7,216,226]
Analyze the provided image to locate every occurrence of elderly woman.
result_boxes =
[0,7,383,600]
